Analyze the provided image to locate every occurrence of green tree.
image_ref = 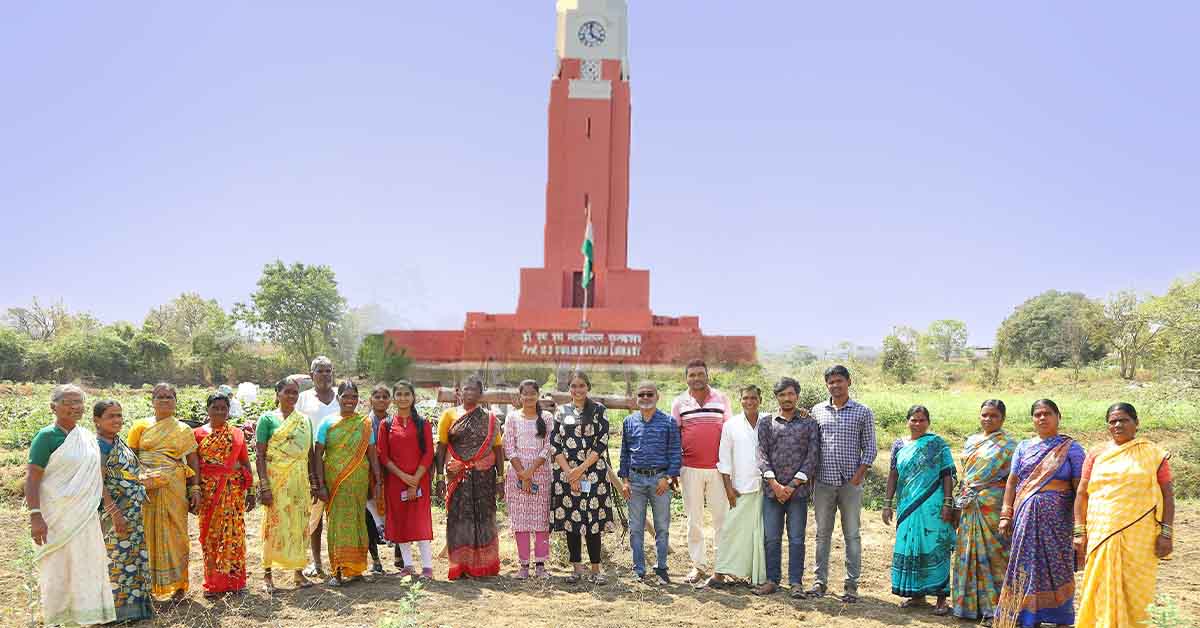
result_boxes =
[925,319,969,362]
[132,332,174,383]
[893,325,921,354]
[880,334,916,383]
[0,327,28,380]
[1147,275,1200,381]
[236,261,347,368]
[356,334,413,383]
[48,330,132,383]
[996,290,1108,368]
[1101,290,1162,379]
[787,345,819,368]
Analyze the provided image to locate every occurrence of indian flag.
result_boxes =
[580,212,594,289]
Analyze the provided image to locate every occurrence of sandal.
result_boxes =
[590,573,608,586]
[932,606,950,617]
[805,583,826,599]
[565,572,583,584]
[419,568,434,582]
[901,597,929,608]
[302,564,325,579]
[325,577,343,587]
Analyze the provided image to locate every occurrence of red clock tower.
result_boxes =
[517,0,647,328]
[386,1,756,369]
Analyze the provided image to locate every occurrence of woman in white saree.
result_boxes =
[25,384,117,626]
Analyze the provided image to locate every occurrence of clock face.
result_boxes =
[578,20,606,47]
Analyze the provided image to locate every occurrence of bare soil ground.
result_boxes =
[0,499,1196,628]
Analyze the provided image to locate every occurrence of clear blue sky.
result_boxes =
[3,2,1197,351]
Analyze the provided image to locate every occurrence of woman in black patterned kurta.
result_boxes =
[551,371,615,584]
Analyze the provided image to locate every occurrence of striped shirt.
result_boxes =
[671,388,733,469]
[810,398,878,486]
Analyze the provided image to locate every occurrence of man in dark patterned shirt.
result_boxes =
[753,377,821,598]
[807,365,877,602]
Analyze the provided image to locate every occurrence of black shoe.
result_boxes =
[806,583,827,598]
[654,569,671,585]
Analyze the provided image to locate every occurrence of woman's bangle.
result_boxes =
[1073,524,1086,537]
[28,508,40,515]
[1160,524,1174,539]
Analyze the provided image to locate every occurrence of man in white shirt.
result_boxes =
[218,385,243,418]
[296,355,339,579]
[702,385,768,589]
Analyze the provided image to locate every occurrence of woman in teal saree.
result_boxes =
[883,405,957,616]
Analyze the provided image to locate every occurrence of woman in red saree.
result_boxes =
[194,392,255,597]
[434,375,504,580]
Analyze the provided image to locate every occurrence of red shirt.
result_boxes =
[671,388,732,469]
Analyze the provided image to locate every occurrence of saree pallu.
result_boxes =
[951,430,1016,620]
[196,423,252,593]
[1077,438,1168,628]
[714,490,767,585]
[995,436,1081,628]
[36,425,117,626]
[101,435,152,622]
[324,415,371,579]
[262,411,313,571]
[891,434,957,597]
[445,407,501,580]
[131,417,196,600]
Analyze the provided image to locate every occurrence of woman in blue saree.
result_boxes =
[882,405,957,616]
[94,399,153,623]
[994,399,1085,628]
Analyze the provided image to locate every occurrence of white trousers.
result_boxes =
[680,466,729,570]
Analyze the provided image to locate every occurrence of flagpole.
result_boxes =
[577,206,593,371]
[580,205,592,331]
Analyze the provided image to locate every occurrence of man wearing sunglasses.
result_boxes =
[618,382,682,585]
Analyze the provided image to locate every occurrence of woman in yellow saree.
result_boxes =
[256,376,318,593]
[314,381,381,586]
[128,382,201,602]
[1074,402,1175,628]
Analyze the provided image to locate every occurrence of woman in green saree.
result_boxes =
[313,381,380,586]
[883,405,957,616]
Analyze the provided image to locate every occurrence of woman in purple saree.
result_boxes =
[994,399,1085,628]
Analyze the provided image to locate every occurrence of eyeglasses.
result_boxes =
[636,392,656,398]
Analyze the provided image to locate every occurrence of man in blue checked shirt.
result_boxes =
[807,365,878,603]
[618,381,682,585]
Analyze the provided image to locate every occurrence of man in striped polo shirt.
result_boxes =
[670,359,733,583]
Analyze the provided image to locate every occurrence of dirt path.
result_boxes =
[1,503,1196,627]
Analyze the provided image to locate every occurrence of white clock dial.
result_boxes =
[578,20,606,47]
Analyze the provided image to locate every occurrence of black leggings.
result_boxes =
[566,531,602,564]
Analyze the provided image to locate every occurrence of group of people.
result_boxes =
[881,398,1176,627]
[23,357,1177,628]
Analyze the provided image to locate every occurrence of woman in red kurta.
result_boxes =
[377,381,435,579]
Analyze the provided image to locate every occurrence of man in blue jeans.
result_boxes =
[754,377,822,597]
[618,381,682,585]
